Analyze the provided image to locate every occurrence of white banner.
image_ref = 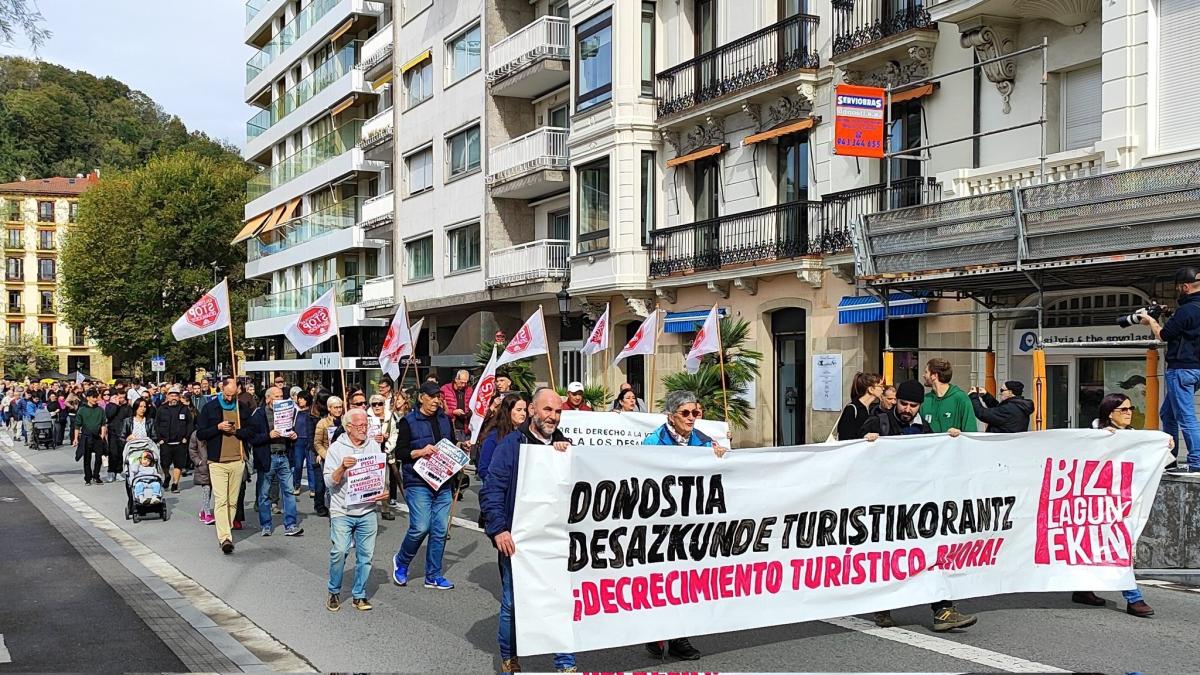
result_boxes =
[511,428,1170,655]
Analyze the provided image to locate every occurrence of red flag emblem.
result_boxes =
[297,306,332,337]
[186,294,221,330]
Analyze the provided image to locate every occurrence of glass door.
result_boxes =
[1046,363,1072,429]
[776,132,809,255]
[694,0,718,96]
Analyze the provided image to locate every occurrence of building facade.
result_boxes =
[0,173,112,381]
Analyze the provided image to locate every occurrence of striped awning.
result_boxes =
[837,293,928,324]
[231,211,270,245]
[663,308,728,334]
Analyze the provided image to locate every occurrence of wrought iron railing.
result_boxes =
[655,14,819,118]
[832,1,934,56]
[822,176,940,239]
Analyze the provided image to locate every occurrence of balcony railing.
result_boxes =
[356,24,394,73]
[832,0,934,56]
[486,239,570,288]
[248,275,367,321]
[360,107,394,151]
[360,275,394,309]
[247,197,363,261]
[246,0,268,23]
[486,127,569,184]
[822,176,941,237]
[655,14,819,118]
[487,15,570,83]
[247,119,364,200]
[360,190,394,228]
[6,304,20,314]
[246,0,340,81]
[39,304,53,315]
[5,238,22,250]
[247,44,358,139]
[941,148,1106,197]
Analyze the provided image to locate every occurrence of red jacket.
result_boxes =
[440,382,473,417]
[562,399,592,411]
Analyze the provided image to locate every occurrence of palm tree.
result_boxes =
[659,317,762,429]
[475,342,536,393]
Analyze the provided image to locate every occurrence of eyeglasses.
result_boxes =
[351,401,367,407]
[1114,406,1135,413]
[346,422,368,429]
[370,402,384,407]
[675,408,701,418]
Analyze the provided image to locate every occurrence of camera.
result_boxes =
[1117,301,1167,329]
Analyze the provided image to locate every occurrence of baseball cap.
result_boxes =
[567,381,585,393]
[168,385,182,394]
[418,382,441,398]
[1175,266,1200,284]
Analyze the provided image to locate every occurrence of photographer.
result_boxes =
[1140,266,1200,473]
[967,381,1033,433]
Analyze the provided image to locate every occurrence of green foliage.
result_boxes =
[0,1,50,50]
[659,317,762,430]
[475,342,535,393]
[556,385,611,410]
[0,56,236,181]
[59,150,256,375]
[3,333,57,380]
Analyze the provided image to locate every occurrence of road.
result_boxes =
[2,430,1198,673]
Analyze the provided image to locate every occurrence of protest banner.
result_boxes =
[413,438,471,490]
[557,410,727,447]
[510,427,1170,655]
[345,452,387,505]
[272,399,296,434]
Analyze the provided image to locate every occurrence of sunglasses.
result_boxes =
[675,408,701,418]
[351,401,367,407]
[1114,406,1135,412]
[371,402,384,407]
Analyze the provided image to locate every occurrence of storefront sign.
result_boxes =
[356,357,381,369]
[1012,326,1156,354]
[812,354,843,411]
[313,353,340,369]
[834,85,886,158]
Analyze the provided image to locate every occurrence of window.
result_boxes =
[8,323,20,343]
[549,103,570,130]
[1156,0,1200,152]
[37,201,53,222]
[550,209,570,241]
[7,290,20,312]
[641,3,656,96]
[402,0,432,23]
[640,151,656,245]
[887,100,922,205]
[577,158,610,253]
[551,0,570,17]
[694,157,720,222]
[5,229,21,249]
[576,10,613,110]
[447,222,481,272]
[447,23,481,83]
[40,290,53,314]
[68,202,79,223]
[38,258,55,281]
[447,125,481,178]
[406,236,433,281]
[6,257,22,281]
[72,326,85,346]
[1062,64,1102,151]
[406,147,434,194]
[39,322,53,345]
[405,57,433,109]
[37,229,53,250]
[6,201,19,221]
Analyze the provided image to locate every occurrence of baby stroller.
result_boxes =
[123,438,169,523]
[31,408,55,450]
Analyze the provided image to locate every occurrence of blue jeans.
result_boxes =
[1161,368,1200,467]
[290,443,310,490]
[1123,587,1143,604]
[328,513,377,599]
[255,454,299,529]
[498,554,574,667]
[394,485,452,579]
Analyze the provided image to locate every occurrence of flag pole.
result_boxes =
[335,330,348,396]
[648,308,661,411]
[540,305,557,393]
[226,322,240,430]
[715,309,731,427]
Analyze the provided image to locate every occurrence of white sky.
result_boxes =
[1,0,253,150]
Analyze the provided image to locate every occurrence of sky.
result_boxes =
[0,0,252,150]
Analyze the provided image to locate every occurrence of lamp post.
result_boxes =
[556,287,571,327]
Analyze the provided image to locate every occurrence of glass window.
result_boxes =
[640,151,656,245]
[549,103,569,130]
[37,201,53,222]
[7,201,20,221]
[576,158,610,253]
[6,257,22,280]
[551,0,570,17]
[40,290,52,313]
[694,157,720,222]
[448,24,481,83]
[641,3,656,96]
[8,323,20,343]
[407,147,433,194]
[447,222,481,272]
[72,326,85,346]
[405,58,433,108]
[68,202,79,223]
[38,258,55,280]
[406,236,433,281]
[7,290,20,311]
[550,209,570,241]
[447,125,481,177]
[6,229,21,249]
[38,230,53,250]
[40,322,53,345]
[576,10,613,110]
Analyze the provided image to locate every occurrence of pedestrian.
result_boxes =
[368,393,397,521]
[391,382,457,590]
[292,391,316,499]
[835,372,883,441]
[105,391,132,482]
[612,387,645,413]
[479,388,575,673]
[877,384,897,413]
[324,407,389,612]
[1140,266,1200,472]
[154,385,194,492]
[121,398,156,442]
[920,358,977,434]
[384,388,411,514]
[495,374,512,394]
[73,389,108,485]
[863,379,978,632]
[562,381,592,411]
[313,396,344,517]
[248,386,303,537]
[195,375,253,555]
[478,394,527,485]
[188,430,214,525]
[440,369,474,442]
[968,381,1033,433]
[20,390,35,443]
[46,392,64,446]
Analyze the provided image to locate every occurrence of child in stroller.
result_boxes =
[124,438,169,522]
[31,408,55,450]
[131,451,163,504]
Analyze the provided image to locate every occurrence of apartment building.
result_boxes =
[0,173,112,381]
[235,0,394,390]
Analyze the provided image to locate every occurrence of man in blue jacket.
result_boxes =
[479,387,574,673]
[196,376,254,554]
[1142,266,1200,472]
[247,386,303,537]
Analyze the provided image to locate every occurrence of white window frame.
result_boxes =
[446,124,481,179]
[446,221,481,274]
[405,234,434,282]
[404,57,433,110]
[446,22,481,85]
[404,144,434,196]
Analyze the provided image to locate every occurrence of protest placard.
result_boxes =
[413,438,470,490]
[272,399,296,433]
[345,452,387,505]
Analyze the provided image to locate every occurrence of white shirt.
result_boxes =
[323,434,383,518]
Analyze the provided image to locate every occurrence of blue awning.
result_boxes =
[837,293,928,325]
[663,308,728,334]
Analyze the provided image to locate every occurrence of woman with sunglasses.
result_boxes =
[368,394,398,521]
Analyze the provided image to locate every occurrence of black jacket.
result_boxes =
[1162,291,1200,370]
[969,392,1034,433]
[119,415,157,441]
[245,406,292,472]
[153,401,194,444]
[479,422,568,542]
[106,403,132,450]
[195,397,254,462]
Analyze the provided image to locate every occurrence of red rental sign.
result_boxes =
[834,84,886,159]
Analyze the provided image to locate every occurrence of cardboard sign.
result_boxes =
[413,438,470,490]
[345,452,387,505]
[272,399,296,433]
[834,84,886,158]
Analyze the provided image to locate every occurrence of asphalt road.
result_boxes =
[6,433,1200,673]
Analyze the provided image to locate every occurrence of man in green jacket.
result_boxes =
[920,358,978,434]
[73,389,109,485]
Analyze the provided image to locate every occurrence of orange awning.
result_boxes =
[666,144,727,168]
[231,212,270,245]
[743,116,819,146]
[891,82,936,104]
[330,95,358,116]
[259,199,296,235]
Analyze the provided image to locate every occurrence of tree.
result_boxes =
[0,1,50,50]
[59,149,257,373]
[659,317,763,430]
[3,333,57,380]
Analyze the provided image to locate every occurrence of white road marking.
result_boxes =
[821,616,1069,673]
[0,633,11,663]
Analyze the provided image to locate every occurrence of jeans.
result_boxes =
[134,481,162,501]
[328,513,377,599]
[20,418,29,441]
[498,554,574,668]
[290,443,310,491]
[1123,587,1143,604]
[1161,368,1200,467]
[394,485,452,579]
[255,454,299,530]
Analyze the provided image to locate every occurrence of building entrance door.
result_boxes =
[773,308,806,445]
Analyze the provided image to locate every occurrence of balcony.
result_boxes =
[486,239,570,288]
[357,23,393,81]
[4,238,22,252]
[247,44,358,140]
[247,197,362,261]
[360,274,394,309]
[822,176,941,236]
[246,0,268,23]
[655,14,819,119]
[926,0,1099,27]
[486,127,569,199]
[937,147,1107,198]
[830,1,938,74]
[247,276,367,321]
[487,16,570,98]
[39,304,53,315]
[246,0,340,82]
[6,304,20,314]
[360,190,393,233]
[359,106,393,159]
[247,119,365,201]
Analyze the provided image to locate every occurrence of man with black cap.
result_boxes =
[863,380,978,633]
[155,384,195,491]
[1141,266,1200,472]
[967,381,1033,433]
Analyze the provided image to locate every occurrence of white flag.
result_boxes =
[171,279,231,341]
[613,310,659,366]
[685,305,722,374]
[378,302,414,380]
[284,287,340,354]
[75,371,85,386]
[496,307,550,367]
[580,304,609,357]
[468,346,500,444]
